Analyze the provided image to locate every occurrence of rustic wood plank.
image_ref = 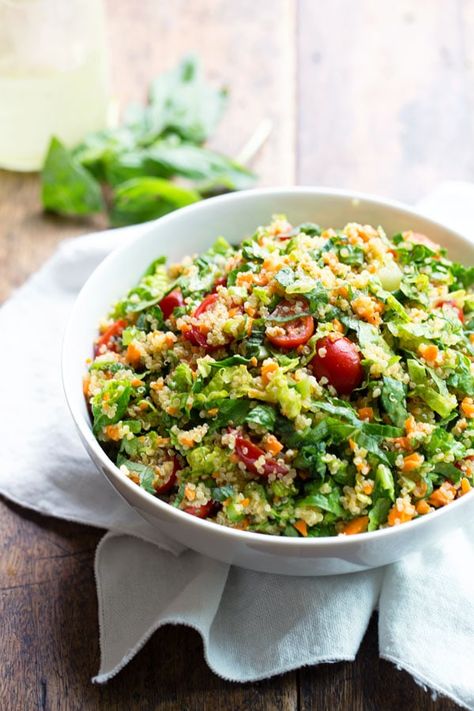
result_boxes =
[298,615,458,711]
[0,1,297,709]
[0,0,295,302]
[297,1,466,708]
[0,497,298,711]
[105,0,296,186]
[297,0,474,203]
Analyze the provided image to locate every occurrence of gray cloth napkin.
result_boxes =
[1,183,473,709]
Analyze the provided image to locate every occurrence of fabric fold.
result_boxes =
[0,183,473,708]
[94,532,382,683]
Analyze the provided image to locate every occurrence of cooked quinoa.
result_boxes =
[84,218,474,537]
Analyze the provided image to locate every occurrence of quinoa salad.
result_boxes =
[84,218,474,537]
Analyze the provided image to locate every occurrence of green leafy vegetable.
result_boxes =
[111,177,200,226]
[41,56,256,225]
[42,137,103,215]
[368,498,391,531]
[381,376,408,427]
[117,455,156,494]
[245,404,277,430]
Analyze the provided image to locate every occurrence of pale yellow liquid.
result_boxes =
[0,50,109,171]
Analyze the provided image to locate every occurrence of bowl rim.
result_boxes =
[62,185,474,549]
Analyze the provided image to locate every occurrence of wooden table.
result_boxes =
[1,2,471,708]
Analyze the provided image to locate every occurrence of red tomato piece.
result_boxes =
[183,501,217,518]
[266,298,314,349]
[194,292,219,317]
[455,455,474,472]
[406,232,440,251]
[435,299,464,324]
[154,456,180,495]
[94,319,127,355]
[184,293,232,349]
[311,336,364,395]
[159,289,184,319]
[213,276,228,291]
[235,436,288,477]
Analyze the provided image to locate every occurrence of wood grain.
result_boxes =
[0,0,466,708]
[297,0,474,202]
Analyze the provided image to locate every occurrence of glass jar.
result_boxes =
[0,0,109,171]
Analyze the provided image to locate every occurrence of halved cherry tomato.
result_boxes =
[159,289,184,319]
[213,276,228,291]
[266,298,314,349]
[455,455,474,472]
[94,319,126,356]
[183,501,218,518]
[405,232,440,251]
[154,456,180,495]
[311,336,364,395]
[184,293,233,349]
[194,293,219,317]
[435,299,464,324]
[235,436,288,477]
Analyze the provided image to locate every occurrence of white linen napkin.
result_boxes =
[1,182,473,709]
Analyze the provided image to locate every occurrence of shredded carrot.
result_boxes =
[332,318,344,333]
[230,453,239,464]
[401,452,424,472]
[82,374,90,396]
[236,272,254,286]
[428,482,456,508]
[404,416,416,434]
[461,478,471,495]
[261,361,278,384]
[391,436,413,451]
[416,500,431,515]
[126,342,142,367]
[228,307,240,317]
[263,434,283,456]
[362,482,374,495]
[246,317,254,336]
[336,285,349,298]
[342,516,369,535]
[131,378,143,387]
[184,485,196,501]
[180,435,195,448]
[348,438,357,452]
[413,479,428,498]
[235,518,250,530]
[294,520,308,537]
[358,407,374,422]
[138,401,149,411]
[105,425,121,441]
[241,498,250,507]
[245,305,256,317]
[460,397,474,419]
[418,343,439,363]
[207,408,218,416]
[387,506,414,526]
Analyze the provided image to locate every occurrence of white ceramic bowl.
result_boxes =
[62,187,474,576]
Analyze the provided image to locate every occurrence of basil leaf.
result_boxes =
[117,454,156,494]
[245,404,277,430]
[210,355,254,369]
[381,376,408,427]
[368,498,391,531]
[206,399,252,431]
[111,177,200,226]
[41,137,103,215]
